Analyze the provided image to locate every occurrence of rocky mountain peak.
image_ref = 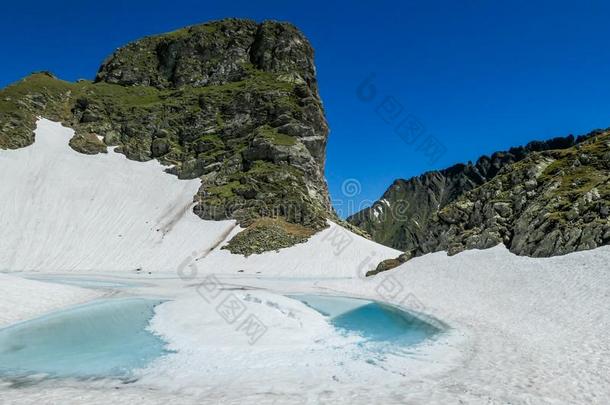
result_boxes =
[0,19,333,255]
[95,19,319,96]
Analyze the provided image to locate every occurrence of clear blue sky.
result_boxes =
[3,0,610,217]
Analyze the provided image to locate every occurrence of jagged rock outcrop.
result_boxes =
[419,132,610,257]
[366,251,413,277]
[0,19,334,254]
[349,130,610,270]
[96,20,319,94]
[347,134,582,251]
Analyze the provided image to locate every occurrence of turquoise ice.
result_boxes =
[0,298,168,380]
[291,295,441,347]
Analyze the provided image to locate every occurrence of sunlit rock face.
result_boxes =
[0,19,335,255]
[349,131,610,260]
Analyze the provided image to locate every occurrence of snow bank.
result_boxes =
[0,273,98,327]
[0,120,398,275]
[138,245,610,404]
[139,287,457,401]
[319,244,610,404]
[1,246,608,404]
[200,221,400,277]
[1,119,608,404]
[0,119,236,273]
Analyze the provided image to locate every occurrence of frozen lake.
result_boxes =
[0,298,168,380]
[289,295,442,348]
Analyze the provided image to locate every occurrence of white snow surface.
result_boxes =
[0,119,236,272]
[0,120,609,404]
[0,273,99,328]
[0,119,397,275]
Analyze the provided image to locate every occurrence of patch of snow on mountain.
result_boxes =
[0,119,236,273]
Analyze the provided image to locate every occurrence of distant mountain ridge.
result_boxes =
[348,129,610,271]
[348,133,587,250]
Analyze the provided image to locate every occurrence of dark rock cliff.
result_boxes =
[0,19,334,254]
[350,131,610,272]
[96,20,320,96]
[419,131,610,257]
[347,135,583,251]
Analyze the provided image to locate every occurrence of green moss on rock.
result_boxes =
[68,133,107,155]
[258,125,296,146]
[223,217,314,256]
[0,19,335,255]
[415,131,610,258]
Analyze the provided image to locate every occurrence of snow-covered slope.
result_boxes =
[354,245,610,404]
[3,119,608,404]
[2,245,609,404]
[0,119,397,274]
[0,119,235,272]
[200,221,399,277]
[145,245,610,404]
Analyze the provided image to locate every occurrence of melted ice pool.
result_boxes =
[291,295,442,347]
[0,298,168,380]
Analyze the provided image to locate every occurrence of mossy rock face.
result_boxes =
[348,124,610,263]
[365,251,413,277]
[194,160,329,231]
[257,125,296,146]
[347,133,587,252]
[68,133,107,155]
[95,18,319,96]
[223,217,317,256]
[151,138,171,157]
[0,72,73,149]
[0,19,336,254]
[416,132,610,258]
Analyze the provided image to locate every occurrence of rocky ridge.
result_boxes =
[421,132,610,257]
[351,131,610,274]
[0,19,334,254]
[347,135,583,251]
